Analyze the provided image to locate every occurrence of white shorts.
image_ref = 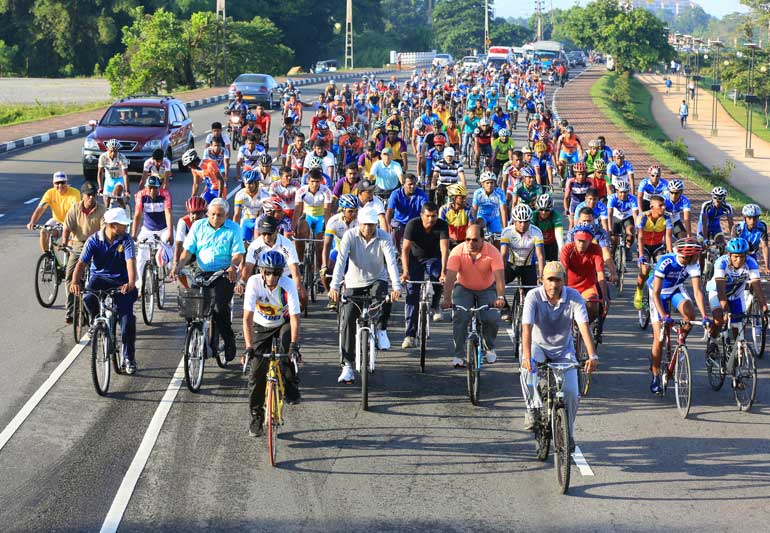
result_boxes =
[708,289,748,315]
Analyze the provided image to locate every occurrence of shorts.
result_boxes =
[612,216,635,236]
[708,290,747,314]
[305,214,325,235]
[478,213,502,234]
[642,244,665,262]
[672,220,687,236]
[477,144,493,158]
[104,176,125,196]
[581,286,600,301]
[559,150,579,164]
[505,264,538,286]
[240,218,257,243]
[201,187,219,204]
[650,287,691,323]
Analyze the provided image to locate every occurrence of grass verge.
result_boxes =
[0,101,112,127]
[703,86,770,146]
[591,71,769,218]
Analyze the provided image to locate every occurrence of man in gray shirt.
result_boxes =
[519,261,598,443]
[329,207,402,383]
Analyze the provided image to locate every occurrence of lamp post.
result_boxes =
[692,37,701,119]
[710,40,723,137]
[675,33,682,90]
[745,42,758,158]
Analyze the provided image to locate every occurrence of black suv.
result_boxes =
[82,95,195,179]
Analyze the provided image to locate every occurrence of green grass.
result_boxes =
[590,71,770,218]
[698,82,770,146]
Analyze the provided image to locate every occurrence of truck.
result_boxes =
[531,40,566,72]
[486,45,513,70]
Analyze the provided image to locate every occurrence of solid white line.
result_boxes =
[226,183,241,200]
[572,445,595,476]
[0,337,89,452]
[24,197,40,205]
[99,357,185,533]
[0,214,5,219]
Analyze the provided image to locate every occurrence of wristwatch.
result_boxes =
[589,354,599,361]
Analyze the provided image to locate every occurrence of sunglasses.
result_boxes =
[261,269,282,277]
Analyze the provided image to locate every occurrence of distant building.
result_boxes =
[631,0,702,16]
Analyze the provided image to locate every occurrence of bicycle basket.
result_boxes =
[177,286,215,320]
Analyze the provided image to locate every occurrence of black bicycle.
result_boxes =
[706,313,758,411]
[32,224,70,307]
[85,288,125,396]
[406,280,442,373]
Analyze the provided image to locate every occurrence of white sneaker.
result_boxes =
[377,330,391,350]
[452,357,465,368]
[432,308,443,322]
[485,350,497,364]
[337,364,355,383]
[524,409,537,431]
[401,336,416,349]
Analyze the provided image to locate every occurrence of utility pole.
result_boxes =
[535,0,544,41]
[345,0,353,69]
[216,0,227,85]
[484,0,489,51]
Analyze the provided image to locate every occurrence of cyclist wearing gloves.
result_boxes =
[243,250,302,437]
[131,175,173,291]
[329,208,402,382]
[532,193,564,262]
[606,180,640,259]
[637,165,668,212]
[663,179,692,238]
[699,187,734,244]
[647,238,710,394]
[634,195,673,310]
[500,203,545,321]
[732,204,769,272]
[472,171,507,242]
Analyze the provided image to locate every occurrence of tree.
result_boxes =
[432,0,490,56]
[490,17,534,47]
[0,39,17,76]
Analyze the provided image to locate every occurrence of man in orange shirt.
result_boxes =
[442,223,506,367]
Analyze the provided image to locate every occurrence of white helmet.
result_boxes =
[479,170,497,183]
[511,203,533,222]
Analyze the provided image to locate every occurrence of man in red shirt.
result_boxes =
[253,104,271,146]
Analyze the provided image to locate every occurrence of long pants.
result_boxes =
[83,275,138,363]
[404,257,442,337]
[65,251,79,319]
[519,348,579,438]
[247,321,298,415]
[204,272,237,360]
[451,284,499,358]
[340,280,391,366]
[136,227,172,290]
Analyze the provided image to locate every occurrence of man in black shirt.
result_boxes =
[400,202,450,349]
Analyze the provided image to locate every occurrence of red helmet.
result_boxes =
[674,237,703,257]
[573,162,587,173]
[263,195,287,212]
[185,196,207,213]
[434,134,447,145]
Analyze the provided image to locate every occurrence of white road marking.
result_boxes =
[226,184,241,200]
[0,214,5,219]
[100,357,185,533]
[572,446,595,476]
[0,337,89,452]
[24,197,40,204]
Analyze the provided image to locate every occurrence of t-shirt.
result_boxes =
[243,273,300,328]
[245,233,300,267]
[404,217,449,261]
[79,230,136,284]
[63,202,107,249]
[135,188,172,231]
[369,160,404,192]
[39,187,81,223]
[560,241,604,294]
[387,188,429,226]
[522,286,589,360]
[531,210,563,246]
[447,241,504,291]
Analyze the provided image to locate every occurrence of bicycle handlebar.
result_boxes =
[32,223,62,231]
[180,268,227,288]
[405,280,443,285]
[453,304,490,312]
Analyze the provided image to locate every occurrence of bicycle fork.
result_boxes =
[354,323,376,373]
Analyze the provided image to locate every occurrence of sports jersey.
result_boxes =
[565,178,591,207]
[38,186,81,223]
[574,200,608,221]
[288,145,307,173]
[256,167,281,187]
[236,145,264,167]
[565,224,611,249]
[243,272,300,328]
[607,193,639,220]
[637,177,669,204]
[475,127,492,145]
[492,137,515,161]
[202,147,229,169]
[245,233,299,267]
[142,157,171,176]
[472,187,506,221]
[295,185,332,217]
[387,187,428,226]
[234,189,266,220]
[433,159,464,185]
[358,152,380,178]
[325,212,358,242]
[637,211,672,246]
[663,193,691,224]
[439,203,471,242]
[705,254,760,297]
[135,188,171,231]
[531,209,563,245]
[561,241,604,294]
[302,150,336,173]
[277,127,298,153]
[510,183,543,208]
[175,216,193,243]
[205,132,231,147]
[192,159,222,192]
[466,94,482,112]
[377,138,408,161]
[607,160,634,188]
[501,224,543,266]
[98,152,128,177]
[269,180,299,211]
[698,200,733,238]
[733,220,768,255]
[647,253,700,294]
[491,113,509,132]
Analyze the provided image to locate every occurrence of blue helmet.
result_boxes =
[519,166,536,178]
[258,250,286,270]
[246,113,256,122]
[572,222,595,236]
[242,169,259,184]
[725,237,750,255]
[146,175,161,188]
[338,194,359,210]
[742,203,761,218]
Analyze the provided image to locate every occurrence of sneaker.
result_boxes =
[524,409,537,431]
[249,413,264,437]
[377,330,391,350]
[452,357,465,368]
[326,300,337,311]
[633,287,643,310]
[338,364,355,383]
[125,360,137,375]
[650,374,662,395]
[65,316,74,324]
[484,350,497,364]
[401,336,416,349]
[432,308,443,322]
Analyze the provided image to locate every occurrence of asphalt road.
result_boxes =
[2,70,770,532]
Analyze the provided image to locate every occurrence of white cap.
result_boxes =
[358,207,379,225]
[52,171,68,183]
[104,207,131,226]
[444,147,455,157]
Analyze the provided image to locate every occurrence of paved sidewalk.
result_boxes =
[637,73,770,209]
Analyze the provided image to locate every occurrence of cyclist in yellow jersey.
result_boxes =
[359,141,380,179]
[27,171,81,252]
[634,195,673,309]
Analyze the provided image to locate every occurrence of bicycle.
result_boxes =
[454,301,490,406]
[85,287,125,396]
[658,319,704,418]
[701,233,725,282]
[294,237,324,316]
[406,280,442,373]
[611,238,630,296]
[32,224,70,308]
[137,234,169,325]
[73,266,91,342]
[746,282,767,357]
[637,272,650,331]
[506,283,539,362]
[531,361,578,494]
[706,314,758,411]
[178,269,228,393]
[100,192,132,222]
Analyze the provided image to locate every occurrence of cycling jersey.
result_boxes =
[288,146,308,174]
[510,183,543,208]
[492,137,514,161]
[175,215,192,243]
[205,132,231,147]
[377,138,408,161]
[637,211,672,246]
[472,187,506,233]
[566,224,611,249]
[245,233,299,268]
[325,212,358,243]
[647,253,700,295]
[466,94,482,112]
[637,177,669,203]
[278,127,298,154]
[358,152,380,178]
[491,113,509,132]
[234,189,266,220]
[501,225,543,266]
[573,200,608,221]
[698,200,733,238]
[705,254,760,297]
[237,145,264,167]
[191,159,224,200]
[142,157,171,176]
[531,209,563,245]
[433,159,464,185]
[733,220,768,255]
[135,188,171,231]
[268,180,299,212]
[202,147,229,169]
[256,213,293,237]
[243,271,300,328]
[295,185,332,217]
[607,193,639,220]
[439,203,471,242]
[607,160,634,188]
[663,193,691,224]
[475,128,492,146]
[565,178,591,209]
[98,152,128,178]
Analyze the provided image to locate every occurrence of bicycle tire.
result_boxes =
[706,341,725,391]
[91,323,111,396]
[553,406,571,494]
[512,292,522,362]
[638,291,650,330]
[184,324,205,392]
[673,345,692,418]
[749,298,766,358]
[156,266,166,310]
[110,318,124,375]
[34,252,59,308]
[419,303,427,373]
[535,404,550,461]
[466,337,480,406]
[577,339,591,397]
[734,343,757,411]
[614,245,625,296]
[141,264,155,325]
[73,295,88,342]
[267,380,278,466]
[210,319,226,369]
[360,330,369,410]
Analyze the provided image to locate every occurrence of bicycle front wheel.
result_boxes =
[553,406,572,494]
[673,345,692,418]
[156,266,167,310]
[360,331,369,410]
[267,380,278,466]
[734,343,757,411]
[615,246,626,295]
[749,297,766,358]
[638,292,650,330]
[577,339,591,397]
[419,304,427,373]
[184,324,205,392]
[91,323,112,396]
[141,264,155,325]
[35,252,59,307]
[466,337,480,405]
[73,295,88,342]
[512,292,523,362]
[706,341,725,391]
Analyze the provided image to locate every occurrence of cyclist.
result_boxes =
[202,136,230,183]
[532,193,564,262]
[141,148,172,189]
[294,168,332,263]
[566,206,618,285]
[259,196,294,237]
[243,250,302,437]
[332,163,361,206]
[583,139,603,174]
[520,261,598,436]
[473,118,494,172]
[634,195,673,309]
[573,188,610,234]
[663,179,692,238]
[424,132,447,186]
[252,103,272,144]
[461,107,480,161]
[647,238,710,394]
[186,149,225,203]
[377,125,409,170]
[606,148,635,193]
[131,175,173,291]
[174,198,245,363]
[401,202,450,348]
[287,132,308,178]
[27,171,81,253]
[441,223,506,367]
[358,141,381,179]
[233,170,266,244]
[173,196,207,273]
[69,208,138,374]
[235,134,265,176]
[356,179,389,231]
[491,128,514,176]
[205,121,231,152]
[606,180,640,259]
[637,165,669,212]
[472,171,507,242]
[554,125,583,179]
[431,147,466,206]
[439,184,471,247]
[329,208,402,382]
[276,116,299,164]
[588,158,609,202]
[732,203,769,272]
[97,139,130,208]
[386,174,429,253]
[321,194,359,306]
[531,141,555,187]
[500,204,545,321]
[268,167,300,221]
[698,186,734,244]
[302,139,337,182]
[563,161,591,228]
[227,91,249,115]
[369,147,404,199]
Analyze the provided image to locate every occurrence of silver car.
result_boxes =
[228,73,280,109]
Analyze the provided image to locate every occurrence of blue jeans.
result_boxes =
[404,257,443,337]
[83,275,138,363]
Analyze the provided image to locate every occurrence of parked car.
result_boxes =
[567,51,586,67]
[315,59,338,73]
[460,56,482,69]
[432,53,454,68]
[82,95,195,179]
[228,73,280,109]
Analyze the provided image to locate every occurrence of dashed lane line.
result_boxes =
[24,197,40,205]
[572,446,595,476]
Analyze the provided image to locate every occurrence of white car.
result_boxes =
[460,56,482,69]
[432,53,454,68]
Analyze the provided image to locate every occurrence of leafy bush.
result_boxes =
[711,160,735,181]
[661,137,689,160]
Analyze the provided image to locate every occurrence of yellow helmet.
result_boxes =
[447,184,467,198]
[534,141,547,152]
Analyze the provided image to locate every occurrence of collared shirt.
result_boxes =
[80,229,135,284]
[387,187,428,226]
[39,186,81,223]
[447,241,504,291]
[522,285,589,360]
[183,219,245,272]
[369,159,403,192]
[330,228,401,291]
[64,201,106,249]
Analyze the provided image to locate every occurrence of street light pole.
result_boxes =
[692,37,701,119]
[710,41,723,137]
[745,42,758,158]
[484,0,489,51]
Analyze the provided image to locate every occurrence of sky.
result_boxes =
[494,0,750,19]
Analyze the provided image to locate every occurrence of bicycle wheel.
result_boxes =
[673,345,692,418]
[535,404,550,461]
[90,323,112,396]
[734,343,757,412]
[749,298,766,358]
[183,324,205,392]
[302,255,312,317]
[419,303,427,373]
[615,245,625,295]
[34,252,59,307]
[577,338,591,397]
[110,320,124,375]
[638,291,650,330]
[360,330,369,410]
[210,319,226,369]
[156,266,167,310]
[73,295,88,342]
[705,341,725,391]
[141,264,155,325]
[267,380,278,466]
[553,406,571,494]
[512,292,522,362]
[466,337,480,406]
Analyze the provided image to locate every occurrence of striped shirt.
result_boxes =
[433,159,464,185]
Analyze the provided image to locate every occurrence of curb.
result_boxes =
[0,69,395,157]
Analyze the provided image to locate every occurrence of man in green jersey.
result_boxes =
[531,193,563,261]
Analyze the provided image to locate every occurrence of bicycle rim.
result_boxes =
[734,344,757,411]
[360,332,369,410]
[466,338,480,405]
[184,325,205,392]
[267,382,277,466]
[419,305,427,373]
[91,325,111,396]
[141,265,155,325]
[673,346,692,418]
[706,343,725,391]
[553,407,571,494]
[35,253,59,307]
[157,267,166,310]
[749,300,766,358]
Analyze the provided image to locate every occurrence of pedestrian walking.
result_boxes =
[665,77,672,96]
[679,99,688,128]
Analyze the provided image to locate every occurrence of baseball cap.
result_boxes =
[381,147,393,155]
[574,230,593,241]
[53,171,68,183]
[358,179,375,192]
[358,207,378,225]
[542,261,566,280]
[104,207,131,226]
[444,147,456,157]
[80,182,97,195]
[522,147,533,154]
